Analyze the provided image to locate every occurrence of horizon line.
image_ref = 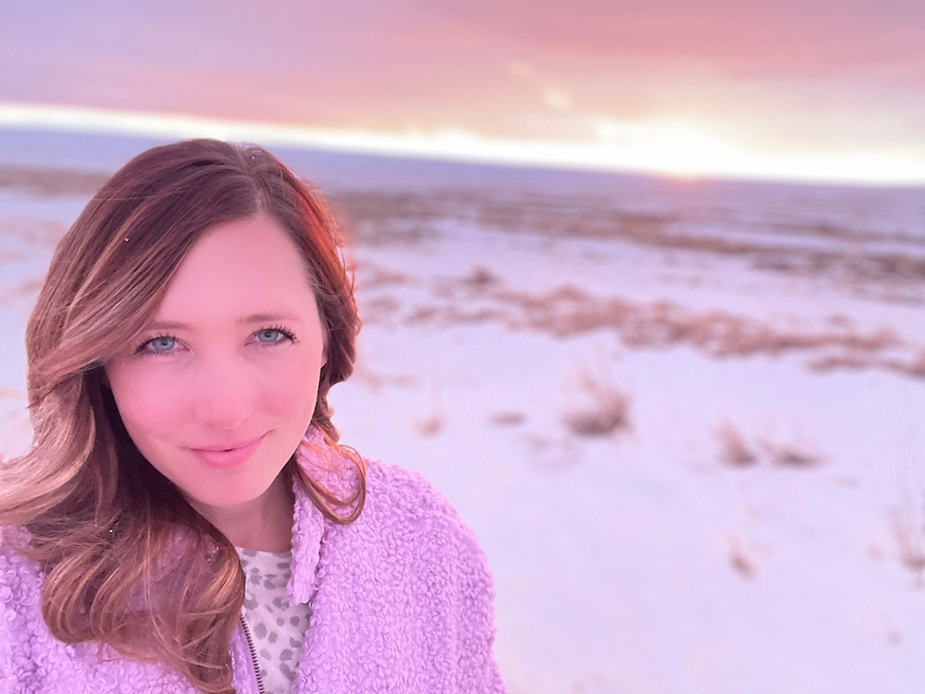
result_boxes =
[0,102,923,189]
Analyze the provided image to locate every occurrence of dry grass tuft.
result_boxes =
[415,379,445,437]
[416,415,443,437]
[563,371,630,438]
[727,535,775,580]
[886,350,925,379]
[760,435,823,467]
[890,504,925,588]
[361,266,412,288]
[714,423,825,469]
[0,165,110,196]
[715,422,758,467]
[462,266,499,290]
[489,411,525,427]
[728,539,757,580]
[807,353,874,373]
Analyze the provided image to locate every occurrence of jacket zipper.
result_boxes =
[240,615,266,694]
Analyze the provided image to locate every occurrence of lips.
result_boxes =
[188,433,267,469]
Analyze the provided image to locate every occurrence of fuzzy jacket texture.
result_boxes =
[0,439,505,693]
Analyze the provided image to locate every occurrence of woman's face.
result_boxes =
[104,214,326,515]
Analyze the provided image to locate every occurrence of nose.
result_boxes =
[190,356,255,430]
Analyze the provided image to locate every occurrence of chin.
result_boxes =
[187,473,280,510]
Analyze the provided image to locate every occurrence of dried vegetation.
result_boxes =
[563,371,630,438]
[715,423,823,469]
[890,504,925,588]
[336,188,925,286]
[759,435,823,468]
[0,165,109,196]
[715,422,758,467]
[357,266,925,380]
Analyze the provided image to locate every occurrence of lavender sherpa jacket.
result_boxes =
[0,443,505,693]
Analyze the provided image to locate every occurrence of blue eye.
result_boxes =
[136,335,177,355]
[255,328,295,344]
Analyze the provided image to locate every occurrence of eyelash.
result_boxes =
[133,325,298,357]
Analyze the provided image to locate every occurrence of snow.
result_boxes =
[2,129,925,693]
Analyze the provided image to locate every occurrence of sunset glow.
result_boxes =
[2,102,922,186]
[2,0,925,186]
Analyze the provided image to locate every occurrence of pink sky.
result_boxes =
[3,0,925,182]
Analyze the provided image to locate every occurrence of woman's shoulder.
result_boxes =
[349,458,491,572]
[1,528,45,643]
[295,435,494,580]
[306,458,504,692]
[1,528,46,681]
[0,526,42,594]
[363,460,471,533]
[364,459,449,512]
[0,529,197,693]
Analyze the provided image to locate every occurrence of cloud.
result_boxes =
[424,0,925,85]
[2,0,925,184]
[544,89,573,111]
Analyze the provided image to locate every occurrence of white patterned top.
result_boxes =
[237,548,313,694]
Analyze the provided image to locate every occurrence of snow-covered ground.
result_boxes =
[2,129,925,693]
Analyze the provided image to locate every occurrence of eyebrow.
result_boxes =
[145,311,304,332]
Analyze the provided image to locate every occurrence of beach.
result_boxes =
[2,129,925,693]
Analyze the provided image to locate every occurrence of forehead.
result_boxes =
[154,214,316,321]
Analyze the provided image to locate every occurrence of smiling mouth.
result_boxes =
[193,436,265,452]
[189,434,267,469]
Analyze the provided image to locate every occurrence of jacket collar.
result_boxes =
[288,474,325,605]
[287,427,335,605]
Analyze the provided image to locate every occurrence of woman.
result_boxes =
[0,139,504,693]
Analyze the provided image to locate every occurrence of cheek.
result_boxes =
[259,354,322,423]
[107,366,190,442]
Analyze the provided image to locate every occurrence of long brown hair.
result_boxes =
[0,139,366,693]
